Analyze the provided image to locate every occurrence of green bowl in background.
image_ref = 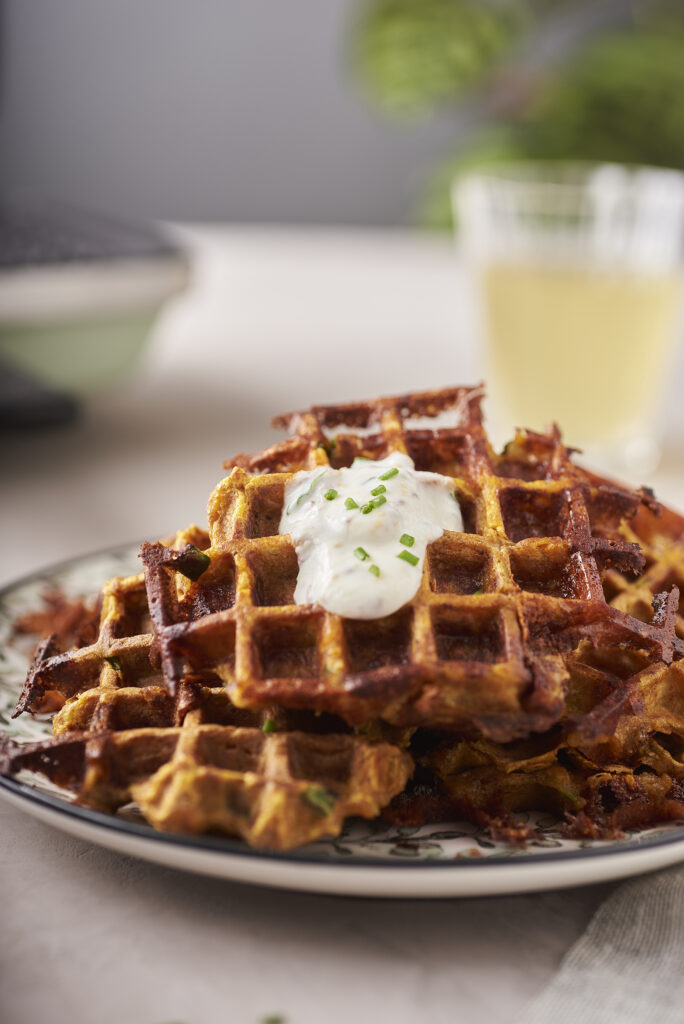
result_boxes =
[0,257,188,397]
[0,206,189,405]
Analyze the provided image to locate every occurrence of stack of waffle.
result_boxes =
[4,386,684,849]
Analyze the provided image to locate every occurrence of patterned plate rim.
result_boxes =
[3,773,684,869]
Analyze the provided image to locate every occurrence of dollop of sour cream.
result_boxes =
[279,452,463,619]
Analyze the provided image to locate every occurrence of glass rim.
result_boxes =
[452,159,684,190]
[452,161,684,223]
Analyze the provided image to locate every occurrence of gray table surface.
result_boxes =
[2,227,683,1024]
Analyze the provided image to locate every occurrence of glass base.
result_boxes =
[577,434,661,483]
[483,396,662,484]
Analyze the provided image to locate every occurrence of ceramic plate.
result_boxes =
[2,545,684,899]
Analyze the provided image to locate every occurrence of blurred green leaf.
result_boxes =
[353,0,684,227]
[420,29,684,229]
[517,30,684,168]
[352,0,529,114]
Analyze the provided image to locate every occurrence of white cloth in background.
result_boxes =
[522,866,684,1024]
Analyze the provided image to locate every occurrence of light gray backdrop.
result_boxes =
[0,0,457,225]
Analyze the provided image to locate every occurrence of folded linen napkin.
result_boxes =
[522,866,684,1024]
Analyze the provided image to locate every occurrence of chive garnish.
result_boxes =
[174,545,211,581]
[558,787,583,809]
[344,497,358,509]
[105,656,122,673]
[369,564,380,577]
[361,503,374,514]
[472,588,483,595]
[324,489,338,501]
[400,533,415,547]
[397,550,419,566]
[301,785,338,816]
[370,484,386,496]
[370,495,387,509]
[286,470,326,514]
[379,467,399,480]
[262,717,277,733]
[354,547,370,561]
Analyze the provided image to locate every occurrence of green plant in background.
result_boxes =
[355,0,529,112]
[352,0,684,228]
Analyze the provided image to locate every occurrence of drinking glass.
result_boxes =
[454,163,684,476]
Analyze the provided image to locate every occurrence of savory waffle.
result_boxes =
[12,525,210,721]
[384,481,684,840]
[601,496,684,641]
[385,650,684,841]
[4,384,684,848]
[141,386,679,741]
[3,527,411,849]
[3,722,411,850]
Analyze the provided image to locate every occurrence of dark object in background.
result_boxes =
[0,203,182,268]
[0,203,189,427]
[0,359,78,429]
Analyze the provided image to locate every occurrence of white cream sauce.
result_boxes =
[402,407,464,431]
[324,405,462,438]
[324,422,382,438]
[279,452,463,619]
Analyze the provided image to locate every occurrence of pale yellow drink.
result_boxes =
[480,262,681,448]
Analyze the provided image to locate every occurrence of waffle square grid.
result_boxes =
[133,386,681,741]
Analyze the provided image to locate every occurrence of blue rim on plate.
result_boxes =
[1,542,684,878]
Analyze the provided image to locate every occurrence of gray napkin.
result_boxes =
[522,866,684,1024]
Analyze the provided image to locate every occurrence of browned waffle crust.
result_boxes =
[4,724,411,850]
[385,492,684,839]
[141,387,679,740]
[4,385,684,846]
[3,529,411,849]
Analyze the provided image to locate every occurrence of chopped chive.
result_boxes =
[379,467,399,480]
[370,484,386,496]
[354,547,370,561]
[400,533,415,547]
[472,588,483,595]
[397,549,419,566]
[174,545,211,581]
[558,787,583,809]
[361,502,374,514]
[105,655,122,673]
[371,494,387,508]
[286,470,326,514]
[344,497,358,509]
[324,488,338,501]
[368,564,380,577]
[301,784,338,816]
[262,717,277,733]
